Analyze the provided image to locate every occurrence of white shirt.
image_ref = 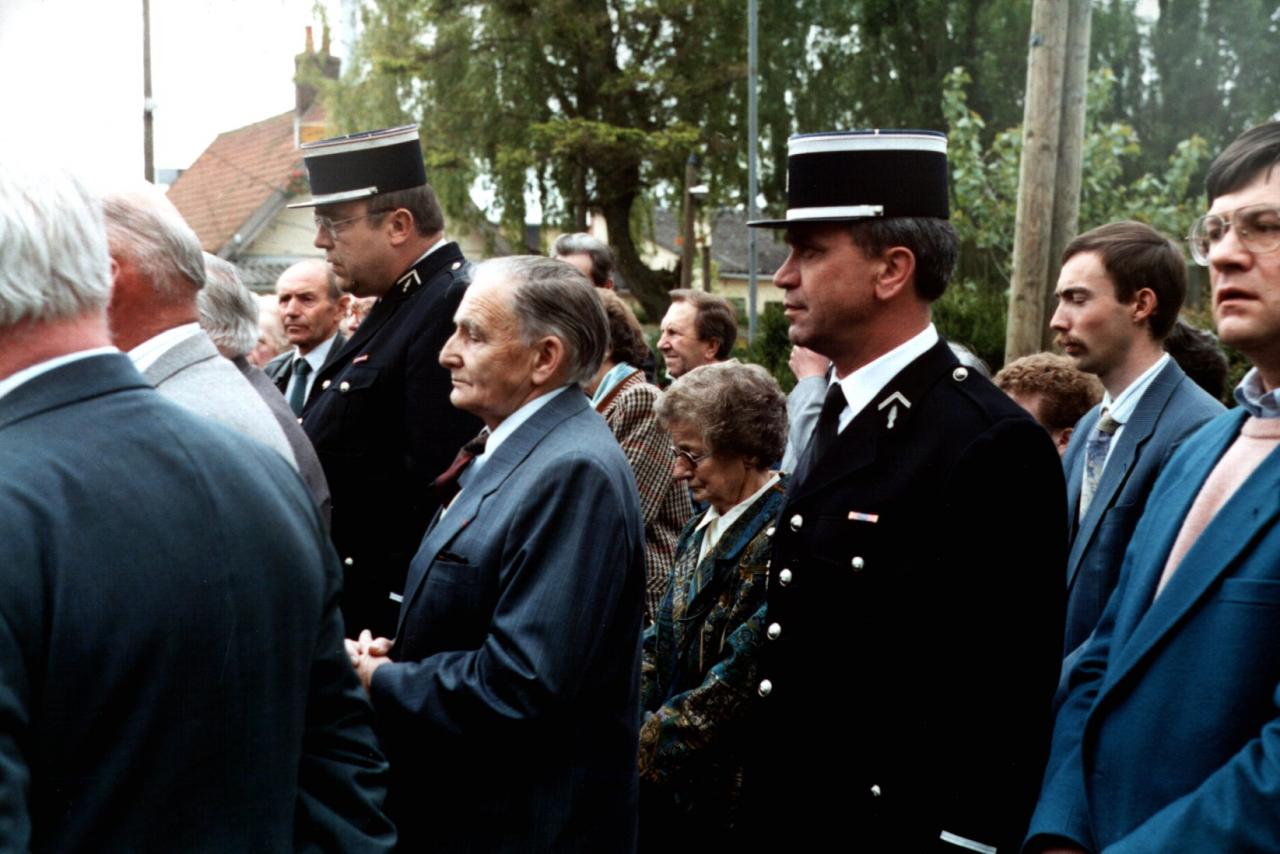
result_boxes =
[0,347,118,403]
[284,331,339,404]
[695,472,781,564]
[128,322,203,373]
[829,324,940,433]
[1096,353,1170,469]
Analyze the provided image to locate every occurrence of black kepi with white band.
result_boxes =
[748,129,949,227]
[286,125,427,208]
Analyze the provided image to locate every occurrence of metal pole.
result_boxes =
[142,0,154,183]
[747,0,759,343]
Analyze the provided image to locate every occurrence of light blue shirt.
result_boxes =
[462,384,575,486]
[1234,367,1280,418]
[1097,353,1170,469]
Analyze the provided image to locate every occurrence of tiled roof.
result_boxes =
[167,109,314,255]
[650,207,790,276]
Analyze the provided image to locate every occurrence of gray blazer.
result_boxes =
[143,330,298,468]
[235,355,332,528]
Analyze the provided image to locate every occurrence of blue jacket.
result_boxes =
[370,387,645,853]
[1030,407,1280,852]
[1060,359,1222,655]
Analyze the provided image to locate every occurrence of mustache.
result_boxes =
[1054,334,1083,350]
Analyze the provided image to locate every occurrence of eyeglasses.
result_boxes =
[670,445,713,468]
[313,212,373,239]
[1187,203,1280,266]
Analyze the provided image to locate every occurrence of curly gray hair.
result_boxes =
[655,361,787,468]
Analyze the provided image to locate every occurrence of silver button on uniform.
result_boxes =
[767,622,782,640]
[789,513,804,531]
[870,784,882,797]
[339,381,351,393]
[778,568,793,586]
[343,557,354,566]
[321,380,332,390]
[953,366,969,381]
[757,679,772,697]
[851,556,865,572]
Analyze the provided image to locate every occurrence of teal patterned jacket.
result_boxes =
[639,475,787,828]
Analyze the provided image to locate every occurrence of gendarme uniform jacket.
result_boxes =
[745,339,1067,854]
[302,242,481,638]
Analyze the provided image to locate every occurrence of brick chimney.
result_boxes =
[295,25,341,118]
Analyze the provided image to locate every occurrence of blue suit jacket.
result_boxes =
[0,354,393,852]
[1060,359,1222,655]
[1029,407,1280,852]
[369,387,645,853]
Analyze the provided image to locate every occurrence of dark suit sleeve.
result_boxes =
[369,454,640,739]
[294,548,397,853]
[934,416,1067,852]
[1024,575,1119,852]
[0,510,37,852]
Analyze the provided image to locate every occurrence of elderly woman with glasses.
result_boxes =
[639,360,788,846]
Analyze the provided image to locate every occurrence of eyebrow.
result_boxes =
[1055,285,1090,298]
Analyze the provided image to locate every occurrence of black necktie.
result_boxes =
[288,358,312,416]
[792,383,847,486]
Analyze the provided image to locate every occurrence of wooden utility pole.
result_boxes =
[1005,0,1069,362]
[1042,0,1093,349]
[680,154,698,289]
[142,0,155,183]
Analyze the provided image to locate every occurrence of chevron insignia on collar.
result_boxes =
[397,268,422,293]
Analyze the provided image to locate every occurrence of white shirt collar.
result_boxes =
[830,323,939,431]
[128,322,203,373]
[295,330,339,371]
[408,236,447,269]
[695,472,781,564]
[1100,353,1170,426]
[0,347,119,403]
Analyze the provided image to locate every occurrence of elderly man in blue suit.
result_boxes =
[347,256,646,852]
[0,161,394,850]
[1051,221,1222,661]
[1027,121,1280,852]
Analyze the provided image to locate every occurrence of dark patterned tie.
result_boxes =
[288,358,311,416]
[792,383,847,487]
[1079,408,1120,518]
[431,428,491,504]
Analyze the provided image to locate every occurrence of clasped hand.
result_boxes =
[344,629,394,691]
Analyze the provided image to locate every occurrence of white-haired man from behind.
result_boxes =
[101,182,297,468]
[0,158,395,852]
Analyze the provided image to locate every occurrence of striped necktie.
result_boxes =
[1079,408,1120,518]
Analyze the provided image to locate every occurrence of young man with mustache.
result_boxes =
[1050,221,1221,661]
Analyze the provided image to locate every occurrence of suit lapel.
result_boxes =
[1066,363,1184,590]
[786,340,956,504]
[394,388,587,637]
[142,330,217,386]
[0,353,150,432]
[1062,407,1097,535]
[1101,410,1256,688]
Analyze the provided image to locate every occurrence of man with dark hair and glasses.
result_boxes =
[288,126,481,638]
[1027,120,1280,852]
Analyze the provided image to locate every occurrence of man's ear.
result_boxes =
[1055,426,1074,455]
[873,246,916,302]
[530,335,567,387]
[1131,287,1157,327]
[384,208,416,247]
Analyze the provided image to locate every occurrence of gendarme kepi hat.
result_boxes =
[748,129,949,227]
[286,125,427,208]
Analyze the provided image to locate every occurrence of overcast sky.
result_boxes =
[0,0,346,183]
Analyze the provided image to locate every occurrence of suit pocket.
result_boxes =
[1219,578,1280,606]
